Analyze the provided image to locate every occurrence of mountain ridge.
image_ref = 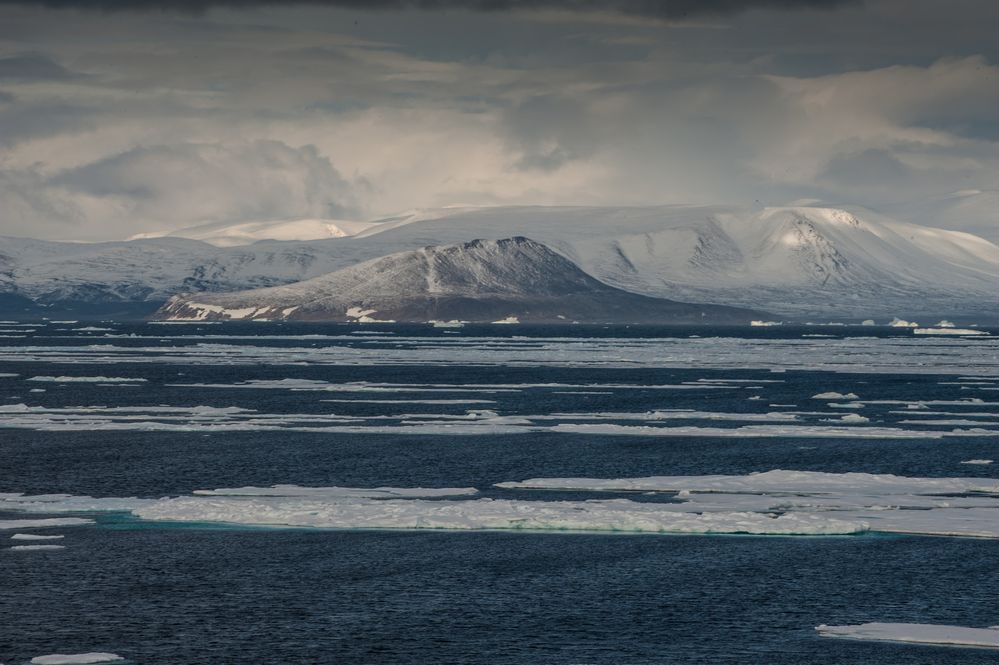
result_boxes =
[4,204,999,319]
[154,237,767,324]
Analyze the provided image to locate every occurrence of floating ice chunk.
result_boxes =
[961,459,994,465]
[11,533,64,540]
[813,392,858,399]
[750,320,781,327]
[861,319,875,326]
[888,317,918,327]
[816,623,999,649]
[0,517,93,529]
[826,413,870,424]
[491,316,520,324]
[10,544,66,551]
[30,654,124,664]
[27,376,147,383]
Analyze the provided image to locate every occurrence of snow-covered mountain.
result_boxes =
[131,217,385,247]
[155,237,765,324]
[4,204,999,319]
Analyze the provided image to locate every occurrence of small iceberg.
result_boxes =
[812,391,859,400]
[491,316,520,324]
[750,320,782,327]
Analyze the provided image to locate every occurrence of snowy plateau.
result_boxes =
[4,204,999,319]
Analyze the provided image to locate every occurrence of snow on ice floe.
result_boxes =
[0,402,994,437]
[8,469,999,538]
[26,376,147,383]
[547,423,951,438]
[497,470,999,538]
[816,623,999,649]
[915,327,989,336]
[496,470,999,495]
[0,487,867,535]
[0,517,93,529]
[171,378,732,393]
[192,485,479,499]
[30,654,124,664]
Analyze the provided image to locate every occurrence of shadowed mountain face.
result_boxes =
[155,237,767,324]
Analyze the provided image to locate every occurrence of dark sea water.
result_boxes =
[2,322,999,664]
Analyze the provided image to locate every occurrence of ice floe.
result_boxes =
[915,327,989,336]
[816,623,999,649]
[26,376,147,383]
[0,488,866,535]
[135,497,866,535]
[496,470,999,495]
[813,391,859,399]
[547,423,951,438]
[5,334,999,376]
[7,470,999,538]
[30,654,124,664]
[497,470,999,538]
[191,485,479,499]
[0,517,93,529]
[10,544,66,551]
[961,459,994,465]
[11,533,64,540]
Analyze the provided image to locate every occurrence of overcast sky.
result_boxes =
[1,0,999,240]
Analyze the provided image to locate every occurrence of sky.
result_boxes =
[1,0,999,240]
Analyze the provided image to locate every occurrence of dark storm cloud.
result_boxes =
[0,0,856,16]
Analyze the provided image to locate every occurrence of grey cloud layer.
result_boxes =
[1,0,999,240]
[0,0,855,17]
